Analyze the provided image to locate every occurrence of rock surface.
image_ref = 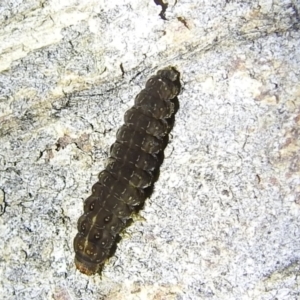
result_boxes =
[0,0,300,299]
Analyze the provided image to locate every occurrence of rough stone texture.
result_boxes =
[0,0,300,299]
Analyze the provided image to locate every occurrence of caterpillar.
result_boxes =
[73,66,181,275]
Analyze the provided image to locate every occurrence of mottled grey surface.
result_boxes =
[0,0,300,299]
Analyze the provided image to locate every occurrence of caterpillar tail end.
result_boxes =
[74,255,100,276]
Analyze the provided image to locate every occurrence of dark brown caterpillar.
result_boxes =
[73,67,181,275]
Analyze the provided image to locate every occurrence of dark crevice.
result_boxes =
[120,63,125,78]
[153,0,168,20]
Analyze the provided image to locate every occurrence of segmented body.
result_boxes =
[73,67,181,275]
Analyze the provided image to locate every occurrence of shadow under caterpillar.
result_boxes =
[73,66,181,275]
